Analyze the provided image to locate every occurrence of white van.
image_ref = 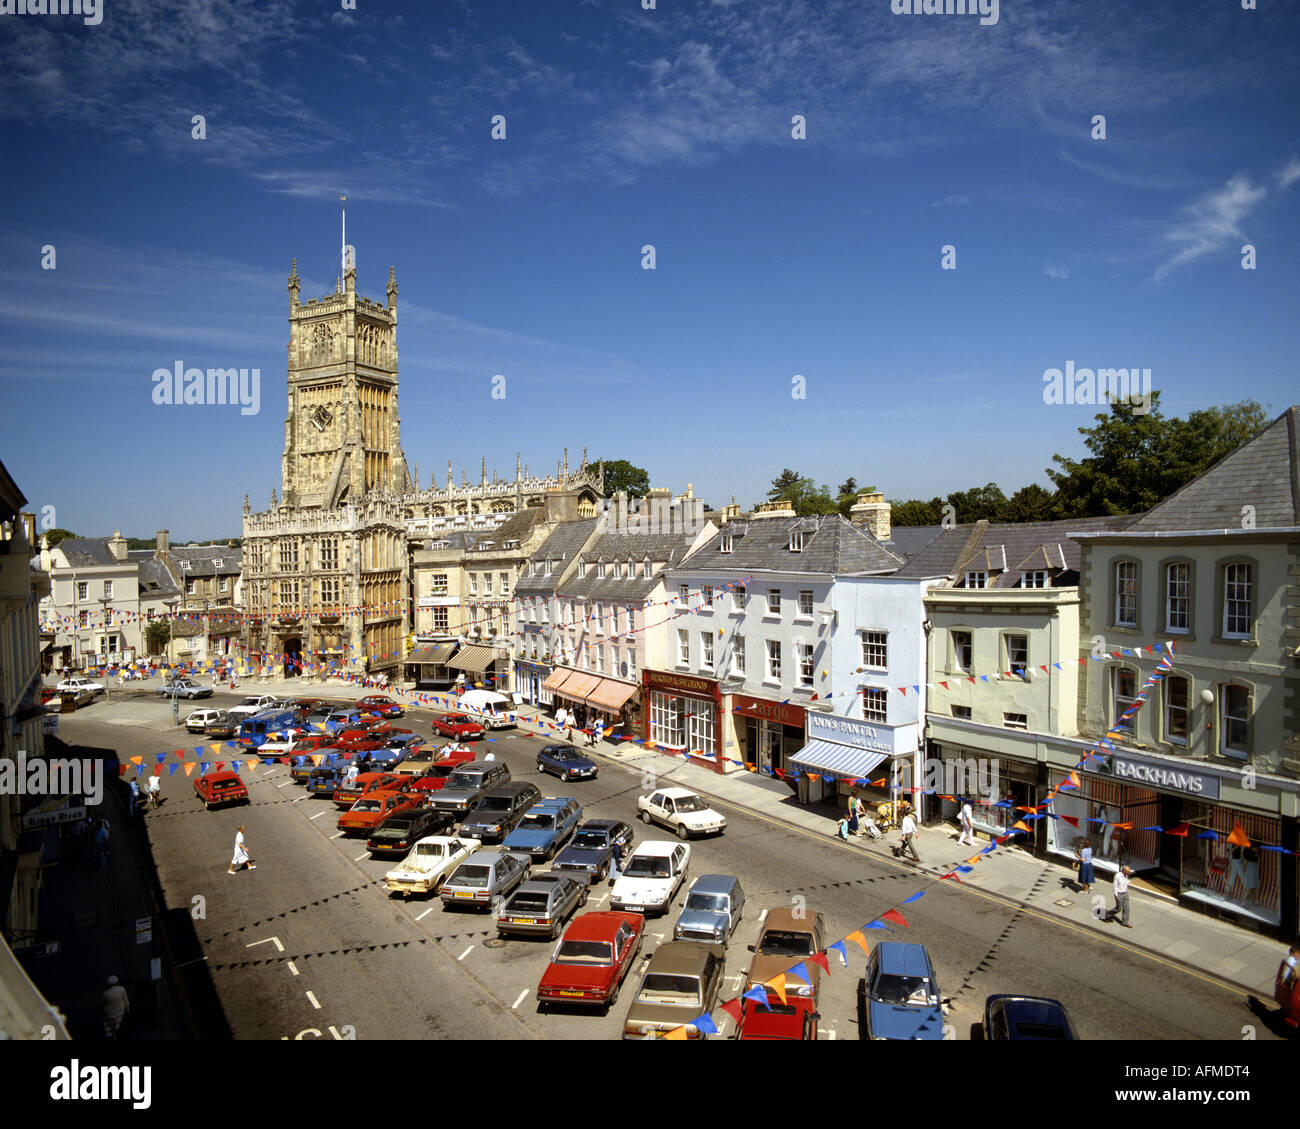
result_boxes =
[458,689,516,730]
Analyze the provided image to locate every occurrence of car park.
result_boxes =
[56,676,104,696]
[747,908,827,1000]
[358,695,405,718]
[552,819,635,885]
[981,995,1078,1040]
[337,790,423,836]
[185,708,224,733]
[458,781,542,842]
[238,709,306,749]
[622,940,726,1039]
[440,850,529,910]
[384,835,479,898]
[395,742,473,781]
[366,807,454,857]
[278,733,337,759]
[431,713,486,740]
[860,942,944,1041]
[609,840,690,916]
[495,874,588,939]
[673,875,745,945]
[306,765,345,796]
[736,991,820,1041]
[536,912,645,1011]
[502,796,582,862]
[536,744,599,782]
[428,760,510,817]
[637,787,726,839]
[193,770,249,809]
[323,708,363,731]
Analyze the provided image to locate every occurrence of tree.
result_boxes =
[768,469,809,501]
[760,470,840,516]
[837,476,858,498]
[945,482,1010,524]
[145,619,171,656]
[890,498,944,526]
[43,528,77,546]
[593,458,650,498]
[1003,483,1055,523]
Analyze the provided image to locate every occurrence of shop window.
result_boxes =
[1114,560,1138,627]
[1112,668,1138,736]
[1164,675,1189,747]
[863,687,887,722]
[1221,684,1249,759]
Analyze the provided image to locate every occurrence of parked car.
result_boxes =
[402,747,477,794]
[323,708,363,731]
[552,819,635,885]
[185,708,224,733]
[981,995,1078,1040]
[159,678,213,699]
[239,709,306,749]
[502,797,582,862]
[495,874,588,939]
[203,711,240,739]
[622,940,726,1039]
[358,695,405,718]
[673,874,745,945]
[859,941,944,1041]
[737,991,820,1041]
[747,908,827,1000]
[306,765,345,796]
[537,912,646,1012]
[228,694,280,719]
[609,840,690,917]
[337,790,423,836]
[637,787,726,839]
[431,713,486,740]
[193,770,248,809]
[279,733,338,759]
[384,835,479,898]
[440,850,529,910]
[366,807,454,857]
[332,771,410,809]
[536,744,599,782]
[459,781,543,842]
[56,677,104,696]
[428,760,511,817]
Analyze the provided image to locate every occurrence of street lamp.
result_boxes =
[164,599,180,725]
[99,596,112,704]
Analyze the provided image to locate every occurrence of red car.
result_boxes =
[736,991,820,1040]
[193,770,249,810]
[432,713,486,740]
[358,695,405,718]
[536,911,645,1012]
[405,749,478,794]
[337,790,423,835]
[332,772,411,809]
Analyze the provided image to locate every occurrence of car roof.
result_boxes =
[579,819,623,832]
[630,840,679,858]
[761,907,821,932]
[689,874,740,896]
[561,912,637,942]
[481,781,536,798]
[464,851,514,866]
[986,995,1073,1033]
[516,874,573,892]
[654,787,702,799]
[874,941,934,976]
[531,796,576,809]
[203,771,242,783]
[643,942,718,975]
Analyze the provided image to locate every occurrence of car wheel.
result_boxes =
[579,888,588,907]
[536,762,545,774]
[607,983,619,1009]
[596,863,608,883]
[676,823,690,841]
[640,810,652,825]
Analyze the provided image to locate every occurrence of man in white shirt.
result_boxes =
[958,799,975,846]
[1109,865,1133,927]
[899,810,921,861]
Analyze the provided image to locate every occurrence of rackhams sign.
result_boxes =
[1092,752,1220,800]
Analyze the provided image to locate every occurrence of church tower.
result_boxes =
[282,253,410,508]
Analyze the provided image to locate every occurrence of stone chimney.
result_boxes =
[719,502,742,524]
[752,499,796,519]
[156,529,170,554]
[107,530,129,562]
[850,491,891,541]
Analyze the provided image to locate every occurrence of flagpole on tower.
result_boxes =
[340,194,347,278]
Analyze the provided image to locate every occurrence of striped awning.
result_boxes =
[582,677,639,712]
[409,644,455,664]
[790,740,888,780]
[555,671,600,701]
[542,668,573,693]
[447,644,499,673]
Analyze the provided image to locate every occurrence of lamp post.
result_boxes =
[164,599,180,725]
[99,596,112,705]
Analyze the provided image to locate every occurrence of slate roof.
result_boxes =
[465,508,548,553]
[516,518,601,595]
[137,558,180,598]
[420,531,484,553]
[52,538,120,567]
[676,514,903,576]
[1124,405,1300,532]
[559,530,703,601]
[168,544,242,576]
[883,524,946,561]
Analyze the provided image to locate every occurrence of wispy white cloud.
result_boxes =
[1043,264,1070,279]
[1153,173,1269,282]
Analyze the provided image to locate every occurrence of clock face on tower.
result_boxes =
[311,405,333,432]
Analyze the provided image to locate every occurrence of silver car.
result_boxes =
[440,850,530,911]
[495,874,588,939]
[672,874,745,944]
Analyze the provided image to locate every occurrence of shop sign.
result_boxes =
[21,804,86,829]
[733,694,805,728]
[807,710,907,755]
[418,597,458,607]
[1089,750,1221,800]
[644,670,716,698]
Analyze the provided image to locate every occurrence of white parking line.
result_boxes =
[511,989,528,1010]
[415,907,435,921]
[354,852,369,861]
[330,831,345,839]
[825,1027,837,1040]
[287,962,299,977]
[277,781,294,789]
[457,946,473,961]
[309,811,326,820]
[306,990,322,1010]
[245,936,285,952]
[730,973,745,992]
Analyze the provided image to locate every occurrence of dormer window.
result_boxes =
[544,560,553,577]
[180,560,190,570]
[612,561,621,579]
[642,560,652,579]
[213,558,223,568]
[788,531,804,553]
[1020,571,1048,588]
[720,532,733,553]
[964,571,987,589]
[578,560,586,578]
[597,561,607,579]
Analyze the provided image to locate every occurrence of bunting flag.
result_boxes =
[1226,823,1252,848]
[763,976,788,1005]
[878,909,909,928]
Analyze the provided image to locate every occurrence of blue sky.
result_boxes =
[1,0,1297,541]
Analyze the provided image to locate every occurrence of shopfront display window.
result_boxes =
[1178,804,1279,926]
[1045,776,1160,869]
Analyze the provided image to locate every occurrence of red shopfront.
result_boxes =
[643,669,724,776]
[731,694,806,779]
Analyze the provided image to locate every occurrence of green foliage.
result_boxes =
[43,528,77,546]
[593,458,651,498]
[145,620,171,653]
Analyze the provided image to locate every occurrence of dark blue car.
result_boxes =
[860,942,944,1041]
[551,819,635,885]
[306,766,345,796]
[536,744,598,782]
[502,797,582,862]
[982,995,1078,1040]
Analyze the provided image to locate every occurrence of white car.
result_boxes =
[609,840,691,916]
[227,694,280,719]
[56,677,104,696]
[258,729,316,756]
[185,708,224,733]
[156,679,213,699]
[384,835,480,898]
[637,787,727,840]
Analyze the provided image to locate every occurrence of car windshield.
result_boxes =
[553,940,613,965]
[874,974,933,1007]
[238,698,260,707]
[447,771,482,788]
[638,974,701,1004]
[571,831,608,849]
[673,795,709,813]
[451,865,489,888]
[758,930,815,957]
[623,855,670,879]
[414,843,445,858]
[476,797,511,812]
[520,813,554,829]
[553,749,578,761]
[508,893,551,911]
[686,893,729,913]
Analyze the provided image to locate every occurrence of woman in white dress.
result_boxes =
[228,825,254,874]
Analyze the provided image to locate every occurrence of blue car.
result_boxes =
[536,744,599,782]
[860,942,944,1041]
[552,819,635,884]
[306,766,345,796]
[501,797,582,862]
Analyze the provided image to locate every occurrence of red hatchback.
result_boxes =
[432,713,486,740]
[537,912,645,1012]
[194,771,249,810]
[332,772,410,809]
[737,992,820,1040]
[358,695,405,718]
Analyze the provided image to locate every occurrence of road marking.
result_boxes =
[287,961,299,976]
[246,936,285,952]
[306,990,322,1010]
[277,781,294,789]
[511,989,528,1010]
[309,811,326,820]
[826,1026,837,1040]
[415,907,435,921]
[457,946,474,961]
[354,852,369,861]
[649,932,664,942]
[730,973,745,992]
[330,831,345,839]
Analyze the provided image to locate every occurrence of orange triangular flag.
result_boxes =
[183,762,196,777]
[844,929,870,955]
[662,1026,689,1040]
[1226,823,1251,848]
[1011,820,1031,834]
[764,976,788,1005]
[245,760,257,772]
[311,754,323,765]
[129,756,143,766]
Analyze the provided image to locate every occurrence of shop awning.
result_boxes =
[541,668,573,693]
[409,644,455,664]
[582,676,639,712]
[555,671,600,701]
[790,740,889,781]
[447,644,500,673]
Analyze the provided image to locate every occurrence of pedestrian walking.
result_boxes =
[610,838,624,882]
[847,794,861,837]
[957,798,975,846]
[228,825,255,874]
[228,669,236,690]
[101,976,129,1040]
[1106,865,1132,927]
[89,817,110,870]
[1075,841,1095,893]
[146,774,161,809]
[555,705,569,739]
[898,809,921,861]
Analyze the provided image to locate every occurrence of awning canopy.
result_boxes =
[582,676,639,712]
[555,671,600,701]
[790,739,888,781]
[409,643,455,664]
[541,668,573,693]
[447,643,500,673]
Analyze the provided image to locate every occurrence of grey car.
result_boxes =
[495,873,589,939]
[459,781,542,843]
[429,760,511,817]
[440,850,530,911]
[672,874,745,944]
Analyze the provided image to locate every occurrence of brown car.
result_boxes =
[746,907,827,1002]
[622,940,726,1039]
